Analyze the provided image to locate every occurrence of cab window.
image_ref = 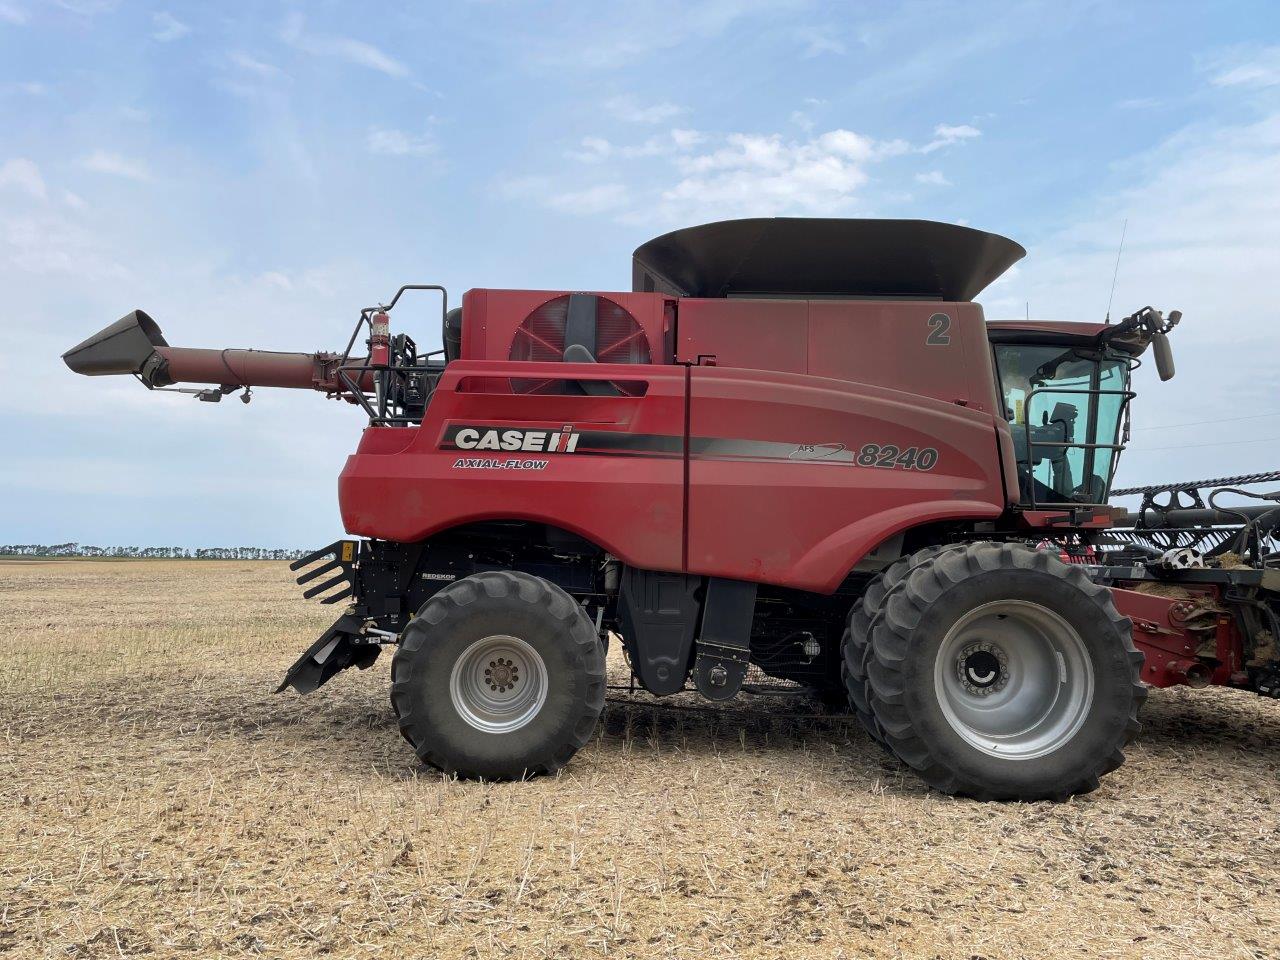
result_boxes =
[993,344,1130,506]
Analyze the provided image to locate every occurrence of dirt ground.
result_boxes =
[1,560,1278,959]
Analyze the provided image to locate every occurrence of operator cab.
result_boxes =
[990,332,1130,506]
[988,309,1177,508]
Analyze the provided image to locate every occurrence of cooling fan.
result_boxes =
[509,293,650,396]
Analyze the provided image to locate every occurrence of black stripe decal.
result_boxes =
[442,424,857,464]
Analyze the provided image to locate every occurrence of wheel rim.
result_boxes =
[449,635,549,734]
[933,600,1094,761]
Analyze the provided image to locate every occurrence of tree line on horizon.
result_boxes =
[1,543,313,560]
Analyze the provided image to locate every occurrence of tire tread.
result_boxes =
[391,570,605,779]
[864,542,1146,801]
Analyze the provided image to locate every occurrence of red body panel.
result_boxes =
[340,360,687,574]
[808,302,995,413]
[686,367,1005,591]
[678,300,998,414]
[675,299,808,372]
[339,288,1015,594]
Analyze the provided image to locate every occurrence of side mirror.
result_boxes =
[1152,332,1175,381]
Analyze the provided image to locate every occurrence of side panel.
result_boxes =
[339,360,687,573]
[808,301,998,414]
[673,297,1003,415]
[675,298,808,372]
[686,367,1004,593]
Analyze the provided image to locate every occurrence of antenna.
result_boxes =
[1105,218,1128,325]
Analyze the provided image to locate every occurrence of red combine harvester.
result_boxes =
[63,218,1279,800]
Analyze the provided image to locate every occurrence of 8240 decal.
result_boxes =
[856,443,939,471]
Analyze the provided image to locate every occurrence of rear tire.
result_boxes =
[391,571,606,779]
[865,542,1145,801]
[842,545,965,747]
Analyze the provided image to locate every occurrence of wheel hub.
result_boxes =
[486,658,519,692]
[956,642,1009,696]
[934,600,1095,761]
[449,635,548,734]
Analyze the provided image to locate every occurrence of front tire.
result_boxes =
[391,571,606,779]
[866,542,1146,801]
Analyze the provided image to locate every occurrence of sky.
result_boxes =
[1,0,1279,548]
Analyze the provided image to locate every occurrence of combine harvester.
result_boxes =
[63,218,1279,800]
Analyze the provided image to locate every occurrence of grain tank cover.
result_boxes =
[632,217,1025,301]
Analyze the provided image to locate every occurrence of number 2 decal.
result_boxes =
[926,313,951,345]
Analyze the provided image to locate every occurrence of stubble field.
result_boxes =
[1,559,1278,959]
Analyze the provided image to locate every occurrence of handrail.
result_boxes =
[1021,385,1136,508]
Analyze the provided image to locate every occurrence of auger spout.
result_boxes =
[62,309,360,395]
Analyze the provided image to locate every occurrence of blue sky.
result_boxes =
[2,1,1279,547]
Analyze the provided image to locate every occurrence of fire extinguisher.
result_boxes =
[369,311,391,367]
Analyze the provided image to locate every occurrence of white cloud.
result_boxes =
[620,135,683,159]
[790,110,815,132]
[915,170,950,186]
[281,12,409,78]
[150,10,189,42]
[217,52,290,102]
[794,25,844,58]
[568,129,703,164]
[604,95,686,124]
[670,128,702,150]
[51,0,117,14]
[80,150,151,182]
[367,127,435,157]
[533,126,914,221]
[656,129,909,219]
[229,51,284,78]
[0,1,26,23]
[62,189,86,210]
[547,183,630,215]
[664,134,864,215]
[1117,97,1161,110]
[525,1,800,71]
[257,271,293,291]
[1,210,128,278]
[920,123,981,153]
[1208,45,1280,89]
[567,136,613,163]
[0,158,46,199]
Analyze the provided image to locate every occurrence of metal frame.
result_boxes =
[1021,382,1136,509]
[336,284,449,426]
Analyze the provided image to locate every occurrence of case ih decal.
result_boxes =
[445,425,581,453]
